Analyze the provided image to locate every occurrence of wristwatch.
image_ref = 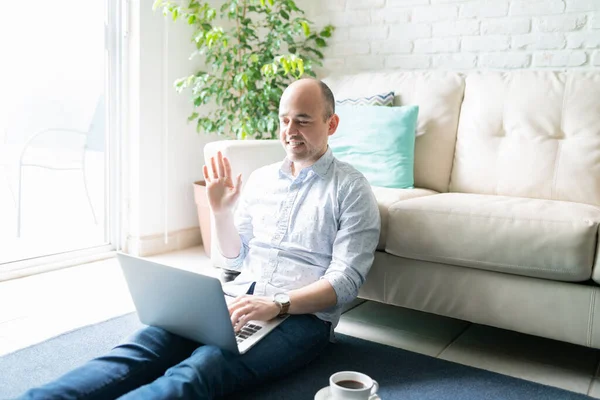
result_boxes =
[273,292,291,316]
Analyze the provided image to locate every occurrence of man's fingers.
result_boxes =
[234,174,242,193]
[217,152,226,178]
[210,157,219,180]
[231,304,253,330]
[202,165,211,183]
[230,299,253,319]
[235,314,251,332]
[223,157,233,184]
[228,295,249,315]
[218,152,226,178]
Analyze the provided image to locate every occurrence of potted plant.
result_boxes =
[153,0,334,256]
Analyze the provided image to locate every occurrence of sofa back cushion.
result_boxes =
[323,71,465,193]
[450,71,600,206]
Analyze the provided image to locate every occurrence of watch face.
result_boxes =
[274,293,290,303]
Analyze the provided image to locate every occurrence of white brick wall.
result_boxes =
[482,18,531,35]
[512,33,566,50]
[533,50,588,66]
[304,0,600,72]
[460,1,509,18]
[593,12,600,28]
[414,38,461,52]
[510,0,565,16]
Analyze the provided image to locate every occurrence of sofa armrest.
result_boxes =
[203,140,285,269]
[204,140,285,192]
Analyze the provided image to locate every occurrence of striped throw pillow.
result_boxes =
[336,92,395,107]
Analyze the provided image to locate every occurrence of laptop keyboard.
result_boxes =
[235,323,263,344]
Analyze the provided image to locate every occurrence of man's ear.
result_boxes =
[328,114,340,136]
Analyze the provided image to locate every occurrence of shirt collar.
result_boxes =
[279,146,334,179]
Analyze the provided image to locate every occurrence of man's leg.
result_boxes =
[117,314,331,400]
[19,326,200,400]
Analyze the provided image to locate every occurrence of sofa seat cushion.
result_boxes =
[371,186,437,250]
[386,193,600,281]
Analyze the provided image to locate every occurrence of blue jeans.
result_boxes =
[19,314,331,400]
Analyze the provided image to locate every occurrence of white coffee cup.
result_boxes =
[329,371,379,400]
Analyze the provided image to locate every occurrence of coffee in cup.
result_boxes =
[329,371,378,400]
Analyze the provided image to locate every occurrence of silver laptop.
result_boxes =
[117,253,288,355]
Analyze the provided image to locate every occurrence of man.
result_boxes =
[20,78,380,400]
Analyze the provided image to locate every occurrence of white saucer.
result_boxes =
[314,386,331,400]
[314,386,381,400]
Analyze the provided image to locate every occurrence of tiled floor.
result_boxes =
[2,246,600,397]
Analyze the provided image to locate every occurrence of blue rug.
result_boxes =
[0,313,593,400]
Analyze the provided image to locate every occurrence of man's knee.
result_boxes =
[164,345,228,378]
[114,326,191,361]
[189,345,229,369]
[120,326,170,347]
[163,345,230,397]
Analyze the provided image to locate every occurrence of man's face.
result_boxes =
[278,81,338,167]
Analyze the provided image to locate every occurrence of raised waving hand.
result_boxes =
[202,151,243,215]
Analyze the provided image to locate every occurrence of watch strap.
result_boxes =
[278,300,290,316]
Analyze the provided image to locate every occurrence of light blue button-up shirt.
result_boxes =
[222,147,380,330]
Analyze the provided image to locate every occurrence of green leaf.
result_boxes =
[280,10,289,20]
[288,0,300,12]
[315,38,326,47]
[282,58,291,74]
[305,47,324,58]
[320,28,332,38]
[188,112,199,122]
[300,21,310,37]
[296,58,304,76]
[260,0,266,6]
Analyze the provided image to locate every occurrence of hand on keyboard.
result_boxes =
[228,295,280,333]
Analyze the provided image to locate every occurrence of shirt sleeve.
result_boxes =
[321,176,381,305]
[220,173,255,270]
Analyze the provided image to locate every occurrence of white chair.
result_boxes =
[15,127,98,237]
[1,96,104,238]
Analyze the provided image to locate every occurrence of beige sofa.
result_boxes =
[204,70,600,349]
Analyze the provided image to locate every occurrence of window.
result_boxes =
[0,0,123,270]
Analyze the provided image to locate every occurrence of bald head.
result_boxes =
[281,78,335,122]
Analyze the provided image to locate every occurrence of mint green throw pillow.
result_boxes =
[329,104,419,189]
